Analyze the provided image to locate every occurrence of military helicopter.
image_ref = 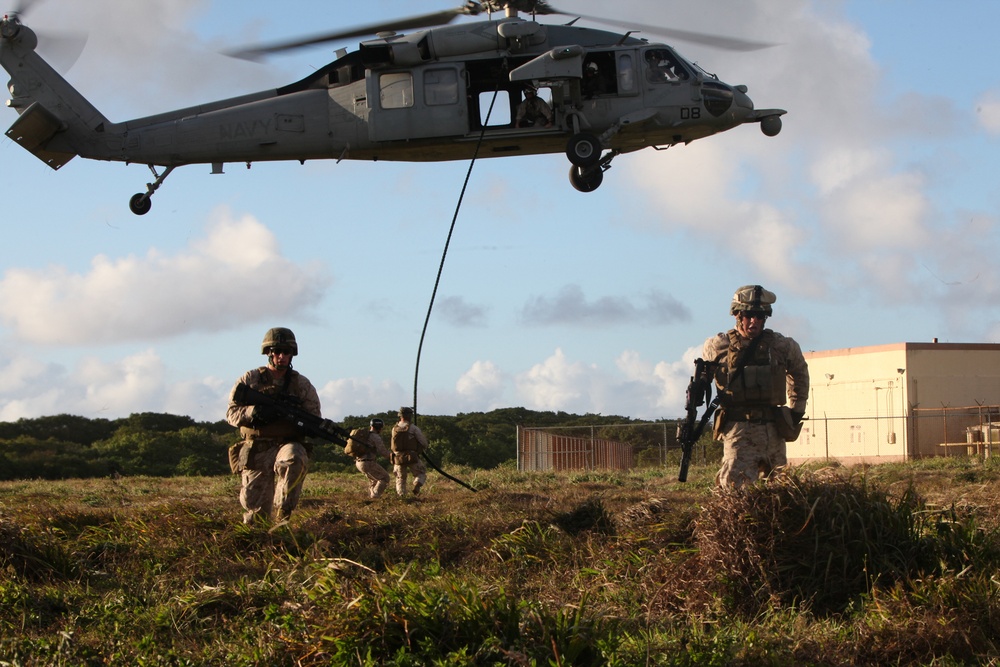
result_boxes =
[0,1,785,215]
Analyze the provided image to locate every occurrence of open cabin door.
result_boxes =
[367,65,468,142]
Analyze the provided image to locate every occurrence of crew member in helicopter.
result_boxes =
[515,84,553,128]
[581,61,607,99]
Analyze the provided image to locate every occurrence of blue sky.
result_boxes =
[1,0,999,423]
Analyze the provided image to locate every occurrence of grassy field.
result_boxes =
[2,456,1000,666]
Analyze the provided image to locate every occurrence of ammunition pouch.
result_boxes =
[395,450,419,466]
[230,438,280,472]
[713,406,777,440]
[228,441,242,474]
[774,406,804,442]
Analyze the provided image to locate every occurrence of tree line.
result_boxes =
[0,409,673,481]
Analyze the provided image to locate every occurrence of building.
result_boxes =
[790,342,1000,465]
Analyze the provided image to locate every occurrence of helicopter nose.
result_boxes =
[733,85,753,111]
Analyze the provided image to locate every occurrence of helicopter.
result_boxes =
[0,1,785,215]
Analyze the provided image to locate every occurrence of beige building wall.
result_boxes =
[789,342,1000,465]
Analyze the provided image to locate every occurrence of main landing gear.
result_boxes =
[128,164,175,215]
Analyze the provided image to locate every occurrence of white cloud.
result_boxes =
[511,348,691,419]
[317,376,408,421]
[824,171,931,249]
[455,360,506,407]
[0,209,330,346]
[515,348,595,411]
[976,92,1000,136]
[0,349,188,421]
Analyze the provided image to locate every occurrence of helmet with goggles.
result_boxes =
[730,285,776,317]
[261,327,298,355]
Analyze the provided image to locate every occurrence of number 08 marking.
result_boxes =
[680,107,701,120]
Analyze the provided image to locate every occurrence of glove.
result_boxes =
[250,403,281,426]
[791,410,805,425]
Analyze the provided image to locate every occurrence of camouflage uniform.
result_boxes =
[226,366,321,523]
[699,285,808,488]
[391,412,428,496]
[515,89,553,127]
[353,429,392,499]
[703,328,808,487]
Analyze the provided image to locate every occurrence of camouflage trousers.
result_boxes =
[393,459,427,497]
[355,458,390,499]
[715,421,786,488]
[239,441,309,524]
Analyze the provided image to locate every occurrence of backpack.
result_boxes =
[344,427,371,457]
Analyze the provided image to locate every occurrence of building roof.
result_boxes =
[804,341,1000,359]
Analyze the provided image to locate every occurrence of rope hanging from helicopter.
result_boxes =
[409,80,504,493]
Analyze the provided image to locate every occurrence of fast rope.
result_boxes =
[409,86,502,493]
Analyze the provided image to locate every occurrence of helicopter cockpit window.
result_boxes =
[424,68,460,106]
[644,49,689,83]
[379,72,414,109]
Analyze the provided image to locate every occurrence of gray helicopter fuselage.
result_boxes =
[2,18,777,165]
[1,13,784,207]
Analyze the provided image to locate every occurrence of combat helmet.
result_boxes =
[730,285,776,317]
[370,418,385,430]
[261,327,298,355]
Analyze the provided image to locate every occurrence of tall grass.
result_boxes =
[1,460,1000,664]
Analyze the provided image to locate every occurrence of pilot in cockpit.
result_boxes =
[645,50,687,82]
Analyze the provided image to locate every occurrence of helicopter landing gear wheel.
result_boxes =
[565,132,601,167]
[129,193,152,216]
[569,165,604,192]
[128,164,176,216]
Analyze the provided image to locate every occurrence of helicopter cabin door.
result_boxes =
[368,65,467,142]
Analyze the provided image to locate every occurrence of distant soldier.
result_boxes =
[226,327,320,524]
[702,285,809,487]
[391,407,429,497]
[347,418,393,500]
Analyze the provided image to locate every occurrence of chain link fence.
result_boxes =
[516,422,714,472]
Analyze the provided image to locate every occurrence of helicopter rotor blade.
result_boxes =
[546,4,776,51]
[225,6,476,60]
[35,30,88,71]
[8,0,40,18]
[5,0,88,71]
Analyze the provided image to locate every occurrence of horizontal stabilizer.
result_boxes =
[5,101,76,169]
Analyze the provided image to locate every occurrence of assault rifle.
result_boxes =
[677,358,718,482]
[232,382,356,448]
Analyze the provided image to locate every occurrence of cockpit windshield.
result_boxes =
[687,60,720,81]
[643,48,690,83]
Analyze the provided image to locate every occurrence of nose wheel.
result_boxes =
[567,149,618,192]
[128,165,175,215]
[569,165,604,192]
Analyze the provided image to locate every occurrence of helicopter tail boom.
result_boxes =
[1,19,112,169]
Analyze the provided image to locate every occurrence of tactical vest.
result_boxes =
[345,427,372,458]
[239,367,305,441]
[718,330,787,409]
[391,423,421,453]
